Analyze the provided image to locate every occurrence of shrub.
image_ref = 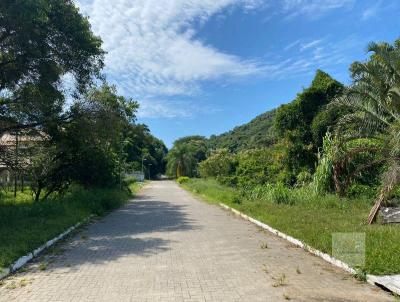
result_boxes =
[199,149,237,178]
[123,176,137,186]
[235,148,285,187]
[296,171,312,187]
[177,176,190,184]
[216,175,238,187]
[347,184,376,199]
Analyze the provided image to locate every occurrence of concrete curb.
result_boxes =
[219,203,400,296]
[0,216,92,281]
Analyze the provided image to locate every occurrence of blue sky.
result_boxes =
[77,0,400,148]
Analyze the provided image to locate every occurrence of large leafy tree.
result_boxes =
[274,70,343,176]
[0,0,104,134]
[332,39,400,223]
[27,84,138,200]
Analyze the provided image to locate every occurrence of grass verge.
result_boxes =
[181,178,400,276]
[0,181,144,270]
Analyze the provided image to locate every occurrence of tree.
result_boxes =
[25,84,139,200]
[331,39,400,223]
[0,0,104,134]
[124,124,167,179]
[166,136,207,178]
[166,144,196,178]
[274,70,343,175]
[61,84,138,187]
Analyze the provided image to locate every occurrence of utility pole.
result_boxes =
[148,163,152,181]
[141,156,146,181]
[14,131,19,198]
[119,138,124,190]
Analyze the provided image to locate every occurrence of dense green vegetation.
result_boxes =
[0,182,143,270]
[182,178,400,275]
[208,110,276,152]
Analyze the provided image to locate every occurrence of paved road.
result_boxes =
[0,181,393,301]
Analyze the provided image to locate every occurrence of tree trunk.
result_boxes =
[34,185,42,202]
[333,164,346,197]
[368,164,400,224]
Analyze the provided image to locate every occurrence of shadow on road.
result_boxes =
[45,193,199,270]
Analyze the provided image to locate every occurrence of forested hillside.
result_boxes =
[206,69,341,155]
[208,109,276,152]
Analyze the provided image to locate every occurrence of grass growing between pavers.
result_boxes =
[181,178,400,276]
[0,181,144,271]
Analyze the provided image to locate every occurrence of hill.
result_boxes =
[208,109,276,152]
[207,70,343,154]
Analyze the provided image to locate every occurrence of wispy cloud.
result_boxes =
[360,1,396,21]
[263,35,363,81]
[299,39,323,51]
[282,0,354,19]
[284,39,301,51]
[137,99,220,119]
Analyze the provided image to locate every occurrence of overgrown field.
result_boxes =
[0,182,142,270]
[181,178,400,276]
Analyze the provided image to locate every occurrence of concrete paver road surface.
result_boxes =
[0,181,393,301]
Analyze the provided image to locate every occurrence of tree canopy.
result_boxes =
[0,0,104,134]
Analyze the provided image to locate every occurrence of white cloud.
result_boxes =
[137,99,220,119]
[282,0,354,19]
[77,0,265,100]
[75,0,358,118]
[76,0,268,118]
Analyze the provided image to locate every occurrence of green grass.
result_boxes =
[181,178,400,276]
[0,181,144,270]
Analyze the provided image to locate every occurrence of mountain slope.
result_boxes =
[207,70,343,154]
[208,109,276,152]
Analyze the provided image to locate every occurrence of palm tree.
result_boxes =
[166,143,196,178]
[332,40,400,223]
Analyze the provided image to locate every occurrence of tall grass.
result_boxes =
[312,132,336,195]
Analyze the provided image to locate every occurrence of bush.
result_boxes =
[123,176,137,186]
[216,175,238,187]
[347,184,376,199]
[296,171,313,187]
[177,176,190,184]
[199,149,237,178]
[235,148,285,187]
